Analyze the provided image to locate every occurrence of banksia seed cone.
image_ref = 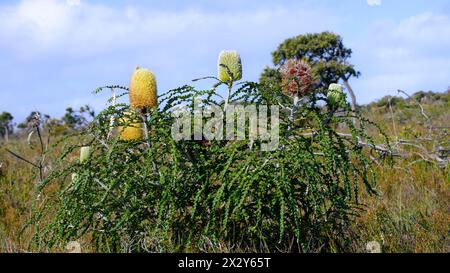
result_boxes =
[129,67,158,111]
[80,146,90,163]
[281,59,315,97]
[118,112,143,141]
[327,83,346,107]
[218,50,242,82]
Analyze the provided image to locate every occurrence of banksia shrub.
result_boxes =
[280,59,315,97]
[118,112,143,141]
[33,54,387,254]
[327,83,346,108]
[79,146,90,163]
[129,67,158,111]
[218,50,242,82]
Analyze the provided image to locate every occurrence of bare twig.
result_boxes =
[397,89,430,121]
[5,148,39,169]
[388,96,398,140]
[107,88,116,140]
[141,112,150,148]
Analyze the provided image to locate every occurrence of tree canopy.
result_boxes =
[0,111,14,138]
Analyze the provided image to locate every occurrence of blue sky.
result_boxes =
[0,0,449,122]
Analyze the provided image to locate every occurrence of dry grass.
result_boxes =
[354,93,449,253]
[1,140,39,252]
[357,162,449,252]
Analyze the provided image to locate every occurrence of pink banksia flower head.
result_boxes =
[280,59,315,97]
[218,50,242,82]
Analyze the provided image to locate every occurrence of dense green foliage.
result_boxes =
[28,70,389,253]
[1,89,447,253]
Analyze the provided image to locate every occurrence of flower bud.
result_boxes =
[328,83,343,93]
[327,83,346,108]
[80,146,90,163]
[71,173,78,182]
[218,50,242,82]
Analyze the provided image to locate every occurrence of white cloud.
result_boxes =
[394,12,450,51]
[0,0,340,120]
[0,0,334,60]
[353,12,450,103]
[66,0,80,7]
[0,0,75,53]
[367,0,381,6]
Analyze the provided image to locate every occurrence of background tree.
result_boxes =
[61,105,95,130]
[0,112,14,141]
[17,106,95,136]
[260,31,360,111]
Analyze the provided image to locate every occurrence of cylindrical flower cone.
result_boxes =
[327,83,346,108]
[280,59,315,97]
[218,50,242,82]
[328,83,343,93]
[129,67,158,111]
[79,146,90,163]
[118,112,143,141]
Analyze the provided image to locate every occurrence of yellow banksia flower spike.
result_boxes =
[119,112,143,141]
[129,66,158,111]
[218,50,242,82]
